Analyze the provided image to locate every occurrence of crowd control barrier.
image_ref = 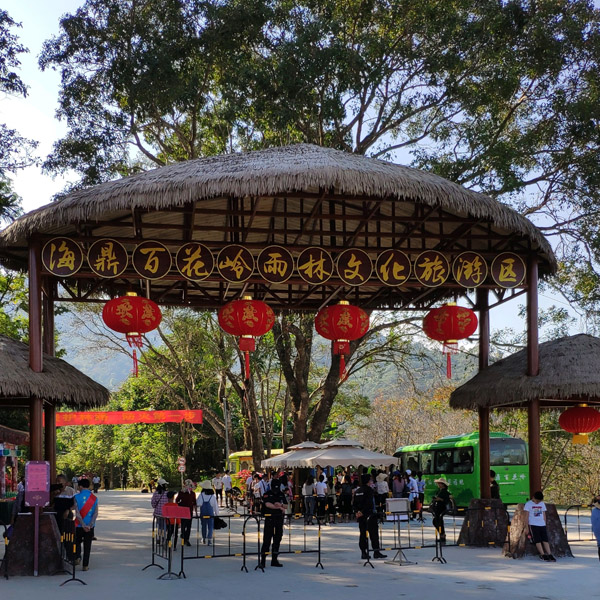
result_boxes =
[564,504,595,543]
[59,518,86,586]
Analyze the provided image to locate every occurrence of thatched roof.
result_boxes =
[0,144,555,269]
[0,336,109,408]
[449,334,600,410]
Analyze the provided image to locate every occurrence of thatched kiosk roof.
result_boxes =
[449,334,600,410]
[0,335,109,409]
[0,144,555,312]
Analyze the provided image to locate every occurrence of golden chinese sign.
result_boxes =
[414,250,450,287]
[41,237,528,289]
[258,246,294,283]
[375,249,411,286]
[297,247,334,284]
[42,237,84,277]
[491,252,526,288]
[87,239,128,278]
[337,249,372,286]
[132,241,172,280]
[176,242,214,282]
[217,245,254,282]
[452,251,488,288]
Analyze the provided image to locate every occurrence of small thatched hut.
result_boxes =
[449,334,600,410]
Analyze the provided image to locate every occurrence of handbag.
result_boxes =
[213,516,228,530]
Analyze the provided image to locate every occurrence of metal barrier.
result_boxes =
[564,504,595,543]
[59,518,86,586]
[143,516,186,579]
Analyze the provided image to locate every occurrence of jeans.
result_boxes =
[75,526,94,567]
[304,496,315,523]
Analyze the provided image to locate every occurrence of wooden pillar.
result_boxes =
[477,288,491,499]
[43,286,57,480]
[526,257,541,496]
[29,238,44,462]
[30,396,43,461]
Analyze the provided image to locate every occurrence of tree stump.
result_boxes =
[5,512,63,576]
[457,498,509,547]
[503,504,573,559]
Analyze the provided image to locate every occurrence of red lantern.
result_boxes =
[315,301,370,381]
[218,297,275,380]
[558,404,600,444]
[423,303,478,378]
[102,293,162,376]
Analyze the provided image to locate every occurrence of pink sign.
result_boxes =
[25,461,50,507]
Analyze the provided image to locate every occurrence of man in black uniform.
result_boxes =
[260,477,287,567]
[353,473,387,560]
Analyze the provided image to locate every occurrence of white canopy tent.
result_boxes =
[260,441,322,469]
[261,439,397,469]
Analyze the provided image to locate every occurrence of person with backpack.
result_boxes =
[197,480,219,545]
[431,478,451,543]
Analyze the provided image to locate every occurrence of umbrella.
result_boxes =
[283,440,398,468]
[261,441,323,469]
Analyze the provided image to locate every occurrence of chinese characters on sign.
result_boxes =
[42,237,84,276]
[88,239,128,278]
[217,245,254,282]
[490,253,526,288]
[41,237,528,289]
[132,241,172,279]
[297,247,333,284]
[176,242,214,281]
[336,249,372,286]
[414,251,450,287]
[375,249,411,286]
[258,246,294,283]
[452,251,488,288]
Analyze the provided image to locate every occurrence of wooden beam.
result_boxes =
[477,287,490,499]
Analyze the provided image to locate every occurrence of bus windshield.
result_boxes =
[490,437,528,466]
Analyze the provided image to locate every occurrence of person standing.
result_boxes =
[431,478,450,543]
[51,473,75,535]
[212,472,224,507]
[222,471,233,508]
[416,472,426,522]
[391,471,405,498]
[490,470,501,500]
[591,492,600,563]
[353,473,387,560]
[176,479,197,546]
[260,477,287,568]
[197,480,219,545]
[524,491,556,561]
[103,475,109,491]
[314,474,328,522]
[302,475,316,525]
[73,478,98,571]
[375,472,389,521]
[92,474,100,494]
[151,478,169,519]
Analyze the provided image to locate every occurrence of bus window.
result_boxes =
[406,453,420,473]
[453,447,474,473]
[490,437,528,465]
[435,450,453,473]
[421,451,434,474]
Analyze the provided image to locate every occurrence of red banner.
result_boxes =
[55,410,203,427]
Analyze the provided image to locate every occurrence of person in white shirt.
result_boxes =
[524,491,555,561]
[212,473,224,506]
[314,474,328,522]
[222,471,233,508]
[406,470,419,519]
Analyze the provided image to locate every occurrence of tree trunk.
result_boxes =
[272,314,313,444]
[307,356,341,441]
[243,383,264,469]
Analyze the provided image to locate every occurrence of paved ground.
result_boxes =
[1,491,598,599]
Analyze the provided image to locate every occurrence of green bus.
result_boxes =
[395,431,529,507]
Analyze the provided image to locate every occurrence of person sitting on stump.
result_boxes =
[524,491,556,562]
[260,476,287,567]
[353,473,387,560]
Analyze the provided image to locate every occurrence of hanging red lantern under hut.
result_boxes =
[315,300,370,381]
[218,297,275,380]
[558,404,600,444]
[102,292,162,376]
[423,303,478,378]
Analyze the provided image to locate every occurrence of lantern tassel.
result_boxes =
[446,353,451,379]
[244,351,250,380]
[132,349,139,377]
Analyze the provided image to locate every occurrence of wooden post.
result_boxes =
[29,238,44,461]
[43,286,57,481]
[526,257,541,496]
[30,396,43,461]
[477,288,490,499]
